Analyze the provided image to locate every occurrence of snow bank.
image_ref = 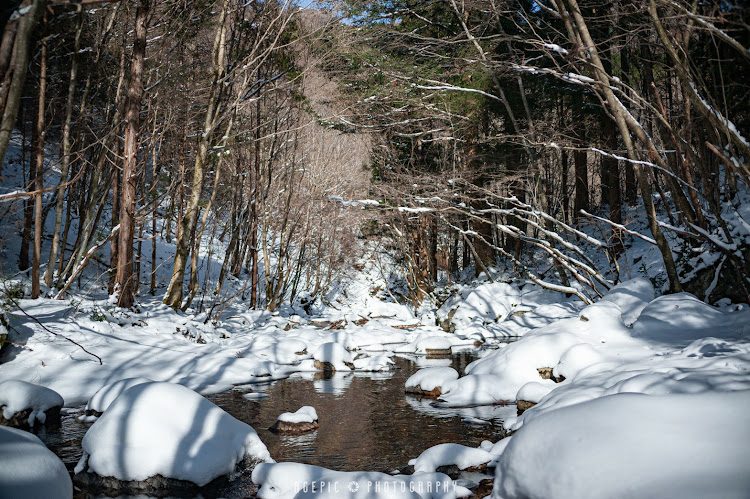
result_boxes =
[410,443,492,473]
[0,380,64,426]
[278,406,318,424]
[252,462,469,498]
[438,282,520,328]
[493,391,750,499]
[632,293,748,346]
[405,367,458,393]
[75,382,272,486]
[85,377,153,414]
[0,426,72,499]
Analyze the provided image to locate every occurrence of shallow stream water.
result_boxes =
[41,347,517,497]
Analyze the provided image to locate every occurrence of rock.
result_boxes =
[313,359,354,373]
[536,367,564,383]
[269,419,319,435]
[269,406,319,435]
[0,406,61,431]
[0,380,64,431]
[405,385,443,398]
[517,400,536,415]
[473,478,495,498]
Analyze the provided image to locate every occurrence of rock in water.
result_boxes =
[74,381,272,492]
[0,380,64,430]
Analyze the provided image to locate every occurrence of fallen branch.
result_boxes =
[55,225,119,300]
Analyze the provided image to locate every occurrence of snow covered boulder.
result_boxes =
[352,354,395,372]
[269,406,319,434]
[395,335,453,356]
[0,380,63,430]
[85,377,153,416]
[410,443,493,474]
[0,426,72,499]
[405,367,459,398]
[74,382,272,493]
[493,391,750,499]
[313,342,354,373]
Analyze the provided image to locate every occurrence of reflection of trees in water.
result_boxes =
[210,355,506,472]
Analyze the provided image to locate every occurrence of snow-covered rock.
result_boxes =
[85,377,153,415]
[353,354,395,372]
[270,406,319,434]
[410,443,492,473]
[252,462,469,498]
[313,342,354,372]
[0,426,73,499]
[74,382,272,488]
[493,391,750,499]
[0,380,64,429]
[405,367,459,397]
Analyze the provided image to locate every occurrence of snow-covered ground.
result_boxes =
[1,273,748,497]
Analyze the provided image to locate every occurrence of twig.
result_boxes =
[7,296,103,365]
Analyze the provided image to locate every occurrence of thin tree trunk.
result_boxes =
[31,17,46,298]
[45,5,82,288]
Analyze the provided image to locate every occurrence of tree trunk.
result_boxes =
[115,0,149,309]
[0,0,45,178]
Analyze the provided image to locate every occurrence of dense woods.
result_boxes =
[0,0,748,314]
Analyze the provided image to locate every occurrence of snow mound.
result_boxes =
[410,443,492,473]
[598,277,654,325]
[0,380,64,426]
[75,382,272,486]
[313,342,354,371]
[353,354,395,371]
[493,391,750,499]
[252,462,468,498]
[0,426,72,499]
[278,406,318,424]
[85,377,153,414]
[515,382,553,404]
[405,367,459,393]
[438,282,520,328]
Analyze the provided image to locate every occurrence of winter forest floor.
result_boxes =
[1,249,749,497]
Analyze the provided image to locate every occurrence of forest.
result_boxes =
[0,1,748,498]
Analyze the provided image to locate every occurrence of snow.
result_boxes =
[278,406,318,424]
[353,354,395,371]
[313,342,354,371]
[75,381,273,486]
[0,426,72,499]
[85,377,153,414]
[0,380,64,426]
[409,443,493,473]
[252,462,470,498]
[405,367,459,392]
[493,391,750,499]
[631,292,746,346]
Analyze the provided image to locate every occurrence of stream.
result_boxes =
[40,346,517,497]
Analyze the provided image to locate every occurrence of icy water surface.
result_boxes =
[42,347,517,497]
